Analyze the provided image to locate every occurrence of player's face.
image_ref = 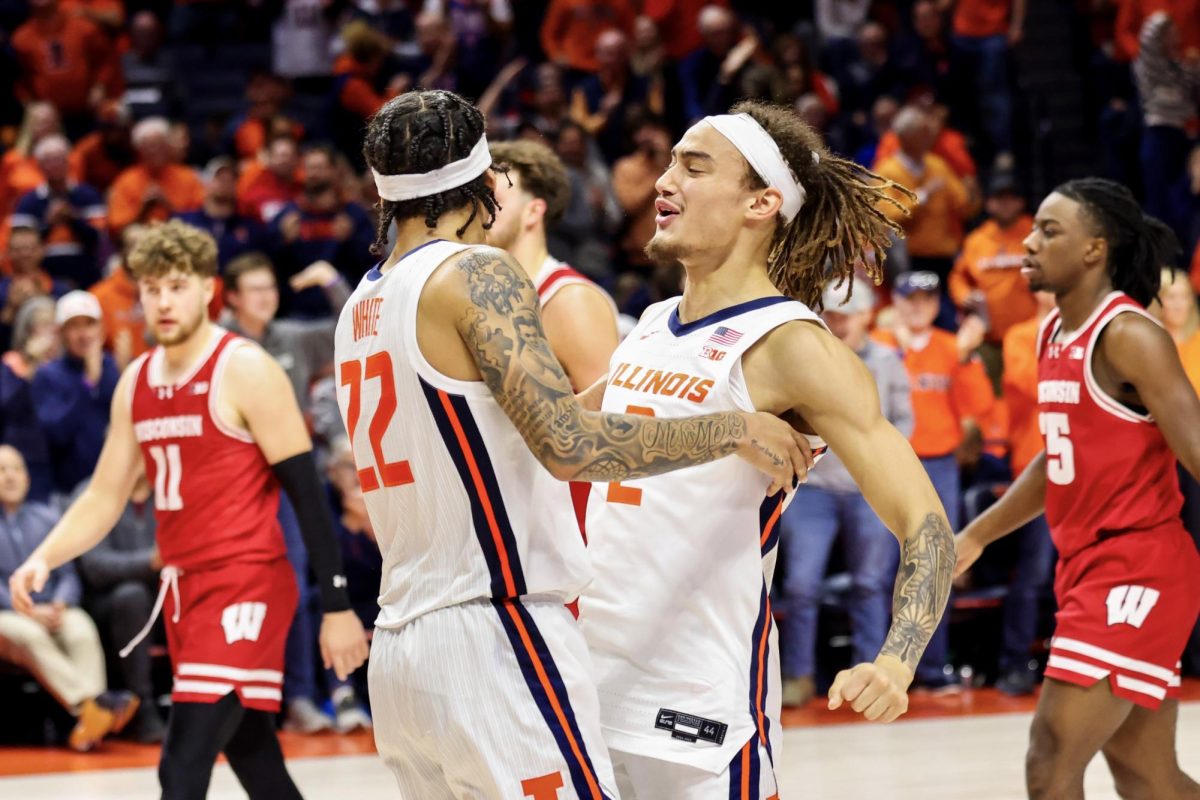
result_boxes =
[1159,276,1194,333]
[893,291,939,331]
[233,268,279,326]
[486,170,528,251]
[140,270,213,346]
[0,447,30,508]
[646,123,762,266]
[1023,192,1095,296]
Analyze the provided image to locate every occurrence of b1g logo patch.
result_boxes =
[1106,585,1160,629]
[221,602,267,644]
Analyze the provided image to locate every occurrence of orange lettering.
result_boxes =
[610,363,629,384]
[687,379,714,403]
[677,375,700,398]
[634,367,656,392]
[660,373,687,395]
[521,772,564,800]
[621,366,643,389]
[643,370,669,394]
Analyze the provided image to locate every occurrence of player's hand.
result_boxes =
[735,412,814,495]
[289,260,340,292]
[319,610,370,681]
[9,556,50,616]
[953,530,985,578]
[828,654,912,723]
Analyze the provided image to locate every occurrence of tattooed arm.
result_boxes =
[426,246,812,489]
[743,321,954,723]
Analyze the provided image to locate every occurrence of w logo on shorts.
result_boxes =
[1106,585,1160,628]
[221,602,267,644]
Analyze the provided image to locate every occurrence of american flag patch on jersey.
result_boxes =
[706,326,743,346]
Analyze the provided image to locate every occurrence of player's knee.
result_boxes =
[1025,719,1072,798]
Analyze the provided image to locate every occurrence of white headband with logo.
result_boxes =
[372,135,491,202]
[702,113,810,222]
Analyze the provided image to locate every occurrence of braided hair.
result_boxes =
[362,90,500,255]
[729,100,913,310]
[1055,178,1180,308]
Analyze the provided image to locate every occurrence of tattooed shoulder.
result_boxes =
[453,246,536,316]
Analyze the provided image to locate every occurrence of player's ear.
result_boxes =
[203,275,215,305]
[1083,236,1107,268]
[525,197,547,230]
[747,187,784,224]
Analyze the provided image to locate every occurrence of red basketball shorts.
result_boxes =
[1045,524,1200,709]
[164,558,298,712]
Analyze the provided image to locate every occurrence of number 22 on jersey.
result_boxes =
[340,353,413,492]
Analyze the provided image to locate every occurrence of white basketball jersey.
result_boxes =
[578,295,827,773]
[333,239,592,630]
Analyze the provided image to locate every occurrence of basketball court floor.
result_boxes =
[1,684,1196,799]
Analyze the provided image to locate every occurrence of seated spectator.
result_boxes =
[90,223,149,367]
[948,173,1036,386]
[570,29,664,162]
[69,101,135,195]
[75,475,165,742]
[222,253,350,411]
[874,270,993,690]
[268,145,374,317]
[873,96,978,181]
[0,445,136,751]
[0,297,60,502]
[175,158,269,273]
[106,117,205,234]
[611,115,672,271]
[121,11,180,122]
[0,227,71,349]
[779,281,913,708]
[238,135,303,225]
[540,0,636,76]
[1,102,62,226]
[852,95,899,168]
[678,6,773,124]
[32,291,118,498]
[552,123,622,281]
[771,32,839,115]
[11,134,106,288]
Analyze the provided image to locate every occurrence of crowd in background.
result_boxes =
[1,0,1200,747]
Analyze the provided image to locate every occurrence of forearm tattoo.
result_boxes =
[454,249,746,481]
[879,512,955,672]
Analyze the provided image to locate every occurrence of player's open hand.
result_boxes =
[827,655,912,723]
[320,610,370,681]
[736,412,814,495]
[953,531,984,578]
[9,556,49,616]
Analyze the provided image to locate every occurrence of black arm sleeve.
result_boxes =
[272,451,352,612]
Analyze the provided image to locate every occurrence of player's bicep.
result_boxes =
[228,347,313,464]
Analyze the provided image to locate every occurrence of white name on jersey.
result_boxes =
[134,415,203,443]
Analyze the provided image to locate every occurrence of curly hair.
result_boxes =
[362,90,500,255]
[488,140,570,225]
[729,100,914,309]
[127,219,219,280]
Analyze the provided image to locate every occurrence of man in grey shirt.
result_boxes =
[778,280,914,707]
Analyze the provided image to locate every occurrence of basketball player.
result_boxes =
[337,89,810,800]
[9,220,369,800]
[956,179,1200,800]
[577,101,957,798]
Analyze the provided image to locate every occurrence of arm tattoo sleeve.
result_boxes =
[453,248,748,481]
[878,512,955,672]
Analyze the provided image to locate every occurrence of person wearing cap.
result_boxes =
[175,158,269,273]
[874,269,993,690]
[778,279,914,708]
[31,290,119,498]
[948,172,1036,388]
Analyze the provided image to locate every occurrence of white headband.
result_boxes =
[703,113,807,222]
[372,135,491,202]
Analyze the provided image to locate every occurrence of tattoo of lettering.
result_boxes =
[750,439,785,468]
[454,249,746,480]
[878,513,955,672]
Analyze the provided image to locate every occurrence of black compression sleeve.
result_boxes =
[271,451,351,612]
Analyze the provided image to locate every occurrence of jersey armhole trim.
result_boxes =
[209,340,257,443]
[126,352,151,417]
[1083,306,1156,424]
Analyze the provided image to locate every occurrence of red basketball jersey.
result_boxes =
[1036,292,1184,560]
[130,329,286,571]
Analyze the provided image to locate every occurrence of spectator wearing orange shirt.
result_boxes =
[643,0,726,61]
[873,99,978,181]
[874,270,993,690]
[88,223,148,368]
[991,288,1057,695]
[222,73,302,162]
[106,117,204,234]
[1,103,62,229]
[541,0,636,76]
[69,101,135,195]
[947,0,1026,166]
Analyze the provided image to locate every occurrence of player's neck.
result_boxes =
[509,233,548,278]
[676,240,778,322]
[1056,280,1114,335]
[160,321,216,378]
[385,210,481,274]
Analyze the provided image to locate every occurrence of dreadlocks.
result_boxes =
[729,100,914,310]
[362,90,500,255]
[1055,177,1180,309]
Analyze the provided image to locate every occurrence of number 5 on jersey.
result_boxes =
[1040,411,1075,485]
[340,353,413,492]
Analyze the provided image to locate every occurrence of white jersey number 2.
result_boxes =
[149,444,183,510]
[1039,412,1075,486]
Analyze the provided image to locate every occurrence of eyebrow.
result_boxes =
[1035,216,1061,227]
[670,148,714,163]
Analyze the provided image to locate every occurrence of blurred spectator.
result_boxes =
[873,96,977,181]
[11,0,119,135]
[106,117,204,234]
[898,0,953,101]
[948,173,1035,384]
[771,33,839,114]
[428,0,514,99]
[1,102,62,225]
[224,73,301,162]
[570,30,664,162]
[0,445,136,751]
[0,227,71,348]
[268,145,374,316]
[852,95,899,168]
[643,0,728,61]
[678,6,771,124]
[553,122,621,280]
[271,0,337,82]
[528,62,572,139]
[331,21,407,168]
[815,0,872,46]
[239,135,304,224]
[89,223,148,368]
[176,158,270,272]
[68,101,135,195]
[779,281,912,708]
[540,0,636,76]
[32,291,118,497]
[833,21,908,118]
[611,115,671,271]
[120,11,180,122]
[0,297,60,502]
[393,12,457,92]
[222,253,350,410]
[874,270,993,689]
[75,475,166,743]
[11,134,106,288]
[947,0,1025,166]
[1159,267,1200,394]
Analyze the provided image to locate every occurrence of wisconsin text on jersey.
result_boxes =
[607,362,714,404]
